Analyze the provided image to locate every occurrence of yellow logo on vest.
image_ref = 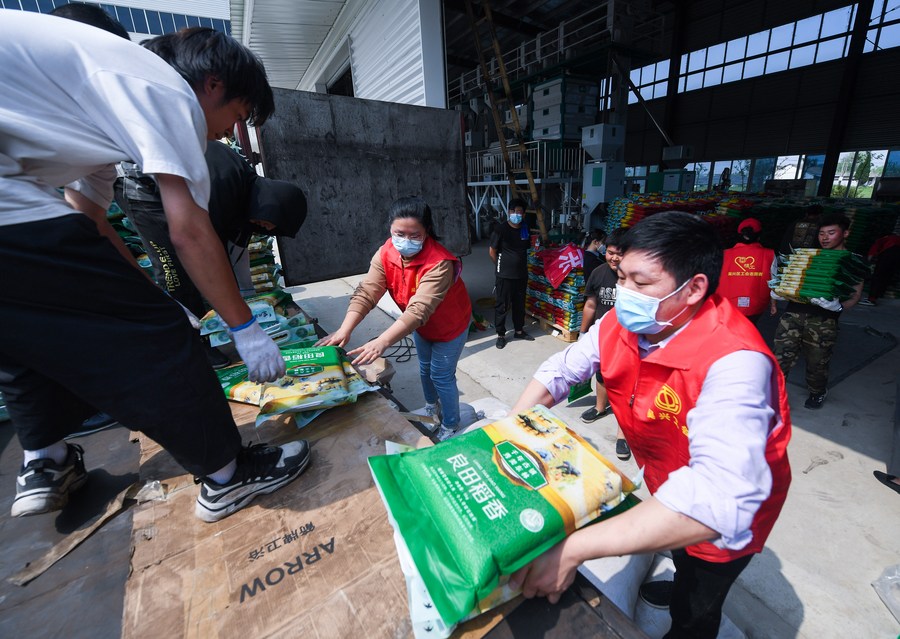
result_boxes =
[647,385,689,437]
[734,256,756,272]
[654,384,682,414]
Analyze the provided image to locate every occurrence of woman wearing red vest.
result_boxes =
[509,212,792,638]
[717,218,777,323]
[317,197,472,441]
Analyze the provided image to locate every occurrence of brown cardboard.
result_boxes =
[123,393,513,638]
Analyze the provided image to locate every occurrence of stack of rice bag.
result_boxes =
[525,249,584,333]
[770,248,869,303]
[369,406,638,638]
[217,345,375,427]
[200,290,317,349]
[247,235,279,293]
[605,192,719,234]
[837,204,900,255]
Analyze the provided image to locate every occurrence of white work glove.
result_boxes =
[770,291,785,301]
[230,318,286,382]
[810,297,842,312]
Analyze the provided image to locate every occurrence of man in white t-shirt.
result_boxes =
[0,10,310,523]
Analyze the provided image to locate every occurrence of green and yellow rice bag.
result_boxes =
[369,405,637,630]
[216,346,375,426]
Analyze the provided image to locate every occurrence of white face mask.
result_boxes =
[391,236,424,257]
[614,279,691,334]
[509,213,523,225]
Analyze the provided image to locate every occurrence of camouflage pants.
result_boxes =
[772,312,838,394]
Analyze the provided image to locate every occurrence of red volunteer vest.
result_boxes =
[717,243,775,316]
[380,237,472,342]
[599,295,792,562]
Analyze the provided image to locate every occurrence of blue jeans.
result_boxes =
[412,327,468,428]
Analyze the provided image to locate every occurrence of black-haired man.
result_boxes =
[49,1,130,39]
[509,211,792,639]
[0,11,308,523]
[490,198,534,348]
[772,212,863,409]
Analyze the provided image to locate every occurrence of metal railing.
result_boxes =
[448,1,664,105]
[466,140,585,182]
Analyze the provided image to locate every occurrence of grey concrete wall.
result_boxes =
[259,89,470,285]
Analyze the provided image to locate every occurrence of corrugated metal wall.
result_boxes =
[349,0,429,105]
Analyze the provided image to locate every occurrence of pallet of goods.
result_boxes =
[525,247,584,341]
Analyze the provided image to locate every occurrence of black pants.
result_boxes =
[494,276,527,334]
[113,178,206,318]
[870,246,900,300]
[664,549,753,639]
[0,214,240,476]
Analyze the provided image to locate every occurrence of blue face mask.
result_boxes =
[509,213,523,225]
[614,279,691,334]
[391,235,424,257]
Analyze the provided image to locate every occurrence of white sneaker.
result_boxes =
[435,424,461,442]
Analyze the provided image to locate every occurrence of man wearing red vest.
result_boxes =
[509,212,792,638]
[718,218,776,323]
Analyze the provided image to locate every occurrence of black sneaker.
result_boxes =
[11,444,88,517]
[514,331,535,341]
[194,440,311,523]
[639,580,674,609]
[616,438,632,461]
[805,391,827,410]
[580,405,611,423]
[858,298,875,307]
[495,335,507,349]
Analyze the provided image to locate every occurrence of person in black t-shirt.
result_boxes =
[490,198,534,349]
[582,229,606,281]
[114,140,307,369]
[578,229,630,460]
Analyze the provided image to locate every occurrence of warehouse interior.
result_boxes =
[1,0,899,638]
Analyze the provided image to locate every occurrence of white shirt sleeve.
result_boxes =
[654,350,776,550]
[533,318,601,403]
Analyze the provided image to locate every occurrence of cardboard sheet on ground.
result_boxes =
[123,393,517,638]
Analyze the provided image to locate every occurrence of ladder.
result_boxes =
[464,0,548,241]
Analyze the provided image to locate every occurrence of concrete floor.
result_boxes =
[287,238,900,638]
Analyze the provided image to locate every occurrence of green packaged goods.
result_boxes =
[216,346,375,427]
[199,301,277,336]
[369,406,637,630]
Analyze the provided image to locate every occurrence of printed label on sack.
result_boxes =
[496,441,548,490]
[519,508,545,533]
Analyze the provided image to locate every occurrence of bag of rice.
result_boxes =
[216,346,376,427]
[369,405,637,633]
